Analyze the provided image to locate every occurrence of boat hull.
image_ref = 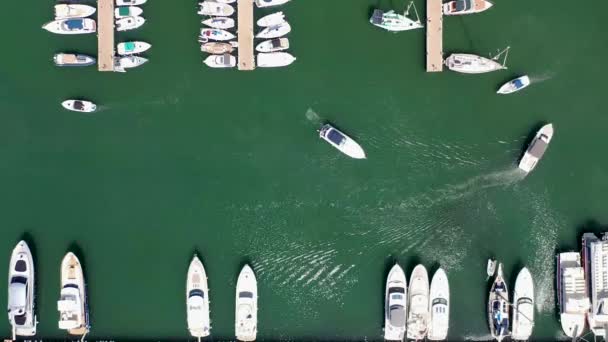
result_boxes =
[319,124,366,159]
[54,53,96,67]
[255,0,291,8]
[7,241,36,337]
[202,17,235,29]
[187,255,210,338]
[428,268,449,340]
[497,75,530,94]
[54,4,97,20]
[42,19,96,35]
[117,0,147,5]
[200,29,236,42]
[384,264,407,341]
[117,41,152,55]
[557,252,588,338]
[235,265,257,342]
[511,267,534,340]
[58,253,89,336]
[255,38,289,53]
[116,16,145,31]
[204,54,236,68]
[62,100,97,113]
[445,54,505,74]
[198,2,235,16]
[256,22,291,39]
[115,6,143,19]
[518,123,553,173]
[370,10,423,32]
[257,12,285,27]
[443,0,493,15]
[201,42,236,54]
[407,265,429,340]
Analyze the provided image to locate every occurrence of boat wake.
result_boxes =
[529,71,555,83]
[305,107,322,125]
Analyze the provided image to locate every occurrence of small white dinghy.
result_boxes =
[428,268,449,341]
[204,54,236,68]
[201,41,237,54]
[488,263,509,342]
[256,22,291,39]
[57,252,89,336]
[235,265,257,342]
[62,100,97,113]
[200,28,236,42]
[497,75,530,94]
[255,0,291,8]
[257,52,295,67]
[384,264,407,341]
[7,241,37,338]
[518,123,553,173]
[42,18,97,35]
[117,0,147,5]
[116,16,145,31]
[198,1,234,16]
[187,255,210,339]
[511,267,534,341]
[407,265,430,341]
[319,123,366,159]
[487,259,497,279]
[202,17,235,29]
[257,12,285,27]
[443,0,493,15]
[255,38,289,53]
[446,47,509,74]
[117,41,151,55]
[115,6,143,19]
[54,4,96,20]
[117,55,148,69]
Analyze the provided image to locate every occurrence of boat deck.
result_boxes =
[98,0,115,71]
[426,0,443,72]
[238,0,255,71]
[475,0,487,10]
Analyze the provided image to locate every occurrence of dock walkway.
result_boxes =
[426,0,443,72]
[237,0,255,71]
[98,0,115,72]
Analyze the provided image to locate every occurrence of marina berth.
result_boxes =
[200,29,236,42]
[257,12,285,27]
[255,0,291,8]
[256,22,291,39]
[428,268,449,340]
[54,4,97,20]
[53,53,96,67]
[518,123,554,173]
[204,54,237,68]
[557,252,589,338]
[384,264,407,341]
[407,265,430,340]
[201,42,237,54]
[114,6,143,19]
[42,18,97,35]
[511,267,534,340]
[57,252,89,336]
[488,263,509,342]
[187,255,211,338]
[117,41,152,55]
[235,265,258,342]
[318,124,366,159]
[116,16,145,31]
[443,0,493,15]
[7,241,36,338]
[202,17,235,30]
[198,2,235,16]
[497,75,530,94]
[582,233,608,337]
[62,100,97,113]
[255,38,289,53]
[116,0,147,5]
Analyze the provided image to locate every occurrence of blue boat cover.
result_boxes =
[327,129,345,145]
[66,19,84,30]
[514,79,524,88]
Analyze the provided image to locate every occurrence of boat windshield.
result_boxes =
[14,313,27,325]
[189,289,204,298]
[528,139,548,158]
[15,260,27,272]
[327,129,345,145]
[239,291,254,298]
[432,298,448,305]
[119,7,130,16]
[65,19,84,30]
[455,0,473,11]
[389,305,405,326]
[125,42,136,51]
[73,101,84,110]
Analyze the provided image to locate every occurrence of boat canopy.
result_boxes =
[528,139,548,158]
[271,39,282,48]
[9,282,27,308]
[513,79,525,88]
[118,7,130,16]
[389,305,405,326]
[66,19,84,30]
[327,129,345,145]
[125,42,136,51]
[371,9,384,24]
[239,291,254,298]
[455,0,473,11]
[15,259,27,272]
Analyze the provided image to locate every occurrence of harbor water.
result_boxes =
[1,0,607,340]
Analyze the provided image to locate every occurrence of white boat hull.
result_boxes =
[255,38,289,53]
[256,52,296,68]
[558,252,589,338]
[187,255,210,338]
[319,124,366,159]
[57,253,89,336]
[428,268,449,340]
[384,264,407,341]
[235,265,257,342]
[117,0,147,5]
[117,56,148,69]
[202,17,235,29]
[256,22,291,39]
[42,19,97,35]
[198,1,235,16]
[7,241,36,337]
[54,4,97,20]
[257,12,285,27]
[117,41,152,55]
[518,123,553,173]
[443,0,493,15]
[62,100,97,113]
[407,265,430,340]
[200,28,236,42]
[497,75,530,94]
[54,53,96,67]
[116,16,145,31]
[445,53,505,74]
[370,10,423,32]
[512,267,534,340]
[255,0,291,8]
[204,54,236,68]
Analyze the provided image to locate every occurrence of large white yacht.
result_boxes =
[511,267,534,340]
[7,241,36,338]
[583,233,608,337]
[518,124,554,173]
[428,268,449,340]
[187,255,210,339]
[235,265,257,341]
[384,264,407,340]
[407,265,430,340]
[558,252,589,338]
[57,252,89,336]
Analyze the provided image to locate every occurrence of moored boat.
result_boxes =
[187,255,210,338]
[116,55,148,69]
[407,265,430,340]
[204,54,236,68]
[255,38,289,53]
[256,52,295,67]
[198,1,234,16]
[54,53,96,67]
[557,252,589,338]
[115,6,143,19]
[116,16,145,31]
[318,123,366,159]
[117,41,151,55]
[497,75,530,95]
[384,264,407,341]
[256,12,285,27]
[57,252,89,336]
[582,233,608,337]
[201,42,237,54]
[487,259,497,279]
[54,4,96,20]
[488,263,509,342]
[255,0,291,8]
[42,18,96,35]
[117,0,147,5]
[62,100,97,113]
[256,22,291,39]
[7,241,36,338]
[518,123,553,173]
[370,2,423,32]
[202,17,235,30]
[445,52,507,74]
[235,265,257,342]
[511,267,534,341]
[428,268,449,340]
[443,0,493,15]
[199,28,235,42]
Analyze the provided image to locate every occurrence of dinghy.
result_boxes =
[200,28,235,42]
[54,4,96,20]
[255,0,291,8]
[257,12,285,27]
[511,267,534,341]
[518,123,553,173]
[54,53,96,67]
[187,255,210,338]
[202,17,235,29]
[497,75,530,95]
[486,259,497,279]
[557,252,589,338]
[198,1,234,16]
[370,2,423,32]
[255,38,289,53]
[319,123,366,159]
[116,16,145,31]
[7,241,36,338]
[488,263,509,342]
[256,52,295,67]
[443,0,493,15]
[428,268,449,340]
[446,47,509,74]
[384,264,407,341]
[57,252,89,336]
[62,100,97,113]
[256,22,291,39]
[117,41,151,55]
[42,19,96,34]
[115,6,143,19]
[201,42,237,54]
[235,265,257,342]
[407,265,430,340]
[204,54,236,68]
[117,0,147,5]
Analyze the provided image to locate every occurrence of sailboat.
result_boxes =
[511,267,534,340]
[518,123,554,173]
[57,252,89,337]
[427,268,449,340]
[407,265,430,340]
[370,2,423,32]
[235,265,257,342]
[445,47,510,74]
[7,241,36,338]
[488,263,509,342]
[186,255,210,339]
[257,12,285,27]
[384,264,407,341]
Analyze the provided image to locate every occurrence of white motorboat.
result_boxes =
[497,75,530,95]
[198,1,234,16]
[518,123,554,173]
[201,41,237,54]
[42,18,96,35]
[488,263,509,342]
[115,6,143,19]
[487,259,497,279]
[407,265,430,340]
[54,53,96,67]
[215,0,236,3]
[582,233,608,337]
[255,0,291,8]
[200,28,236,42]
[235,265,257,342]
[116,16,145,31]
[256,52,296,67]
[384,264,407,341]
[117,0,147,5]
[256,12,285,27]
[256,22,291,39]
[202,17,235,29]
[511,267,534,341]
[62,100,97,113]
[255,38,289,53]
[370,2,423,32]
[445,48,509,74]
[557,252,589,338]
[54,4,96,20]
[187,255,210,338]
[7,241,36,338]
[117,41,152,55]
[57,252,89,336]
[204,54,236,68]
[443,0,493,15]
[319,123,366,159]
[428,268,449,340]
[116,56,148,70]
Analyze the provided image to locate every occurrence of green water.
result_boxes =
[1,0,607,340]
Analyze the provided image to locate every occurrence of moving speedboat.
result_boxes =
[187,255,210,338]
[488,263,509,342]
[235,265,257,342]
[117,41,151,55]
[256,52,295,67]
[256,22,291,39]
[557,252,589,338]
[62,100,97,113]
[204,54,236,68]
[57,252,89,336]
[255,0,291,8]
[319,124,366,159]
[518,123,553,173]
[443,0,493,15]
[53,53,96,67]
[370,3,423,32]
[511,267,534,341]
[116,16,145,31]
[445,53,505,74]
[255,38,289,53]
[7,241,36,338]
[384,264,407,341]
[201,42,237,54]
[115,6,143,19]
[407,265,430,340]
[42,19,96,34]
[198,1,234,16]
[257,12,285,27]
[54,4,96,20]
[200,28,236,42]
[428,268,449,340]
[202,17,235,30]
[117,0,147,5]
[497,75,530,94]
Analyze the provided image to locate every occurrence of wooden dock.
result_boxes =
[426,0,443,72]
[98,0,115,72]
[237,0,255,71]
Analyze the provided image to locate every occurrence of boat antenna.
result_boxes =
[405,1,421,23]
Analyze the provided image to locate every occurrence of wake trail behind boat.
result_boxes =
[305,108,322,125]
[529,71,555,83]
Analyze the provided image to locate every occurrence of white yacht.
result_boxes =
[204,54,236,68]
[115,6,143,19]
[370,2,423,32]
[407,265,430,340]
[235,265,257,342]
[256,52,296,68]
[187,255,210,339]
[488,263,509,342]
[428,268,449,340]
[201,42,237,54]
[255,0,291,8]
[582,233,608,337]
[384,264,407,341]
[198,1,234,16]
[518,123,554,173]
[116,16,145,31]
[57,252,89,336]
[62,100,97,113]
[54,53,96,67]
[443,0,493,15]
[202,17,235,29]
[42,18,96,34]
[255,38,289,53]
[117,41,151,55]
[257,12,285,27]
[558,252,589,338]
[200,28,236,42]
[511,267,534,341]
[256,22,291,39]
[318,124,366,159]
[497,75,530,95]
[7,241,36,338]
[117,0,147,5]
[54,4,96,20]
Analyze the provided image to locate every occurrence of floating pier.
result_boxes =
[237,0,255,71]
[426,0,443,72]
[98,0,115,72]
